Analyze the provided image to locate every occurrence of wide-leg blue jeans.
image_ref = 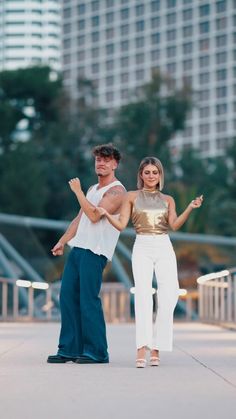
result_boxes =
[57,247,108,361]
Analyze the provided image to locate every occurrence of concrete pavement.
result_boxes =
[0,322,236,419]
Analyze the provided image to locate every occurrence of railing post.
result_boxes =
[13,284,19,319]
[2,282,8,320]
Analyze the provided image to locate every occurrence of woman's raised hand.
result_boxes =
[190,195,204,209]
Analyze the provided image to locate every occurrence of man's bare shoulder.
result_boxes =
[104,184,126,197]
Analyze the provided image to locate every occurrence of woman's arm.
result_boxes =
[95,193,134,231]
[168,195,203,231]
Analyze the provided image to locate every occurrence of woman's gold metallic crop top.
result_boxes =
[131,190,169,234]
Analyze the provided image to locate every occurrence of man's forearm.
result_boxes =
[59,213,82,245]
[74,190,100,223]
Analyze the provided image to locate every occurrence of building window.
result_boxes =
[216,51,227,64]
[151,1,160,12]
[167,46,176,58]
[106,75,114,86]
[233,67,236,78]
[106,0,114,7]
[121,8,129,20]
[216,1,226,13]
[106,60,114,71]
[78,20,85,30]
[167,0,176,8]
[199,90,209,101]
[92,16,99,27]
[167,62,176,74]
[199,56,210,67]
[199,21,210,34]
[63,54,71,65]
[199,4,210,17]
[121,57,129,67]
[106,44,114,55]
[78,51,85,61]
[216,35,227,47]
[183,42,193,54]
[183,126,192,137]
[121,24,129,36]
[233,15,236,26]
[183,26,193,37]
[136,21,145,32]
[199,141,210,152]
[106,12,114,24]
[106,28,114,39]
[216,103,227,114]
[151,50,160,61]
[91,1,99,12]
[183,59,192,71]
[216,69,227,81]
[77,67,85,76]
[63,8,71,19]
[64,23,71,34]
[121,40,129,52]
[199,38,210,51]
[199,124,210,135]
[78,35,85,46]
[63,39,71,49]
[151,33,160,44]
[199,73,210,84]
[106,92,114,102]
[121,73,129,83]
[183,9,192,21]
[92,63,99,74]
[136,5,145,16]
[216,17,227,30]
[167,29,176,41]
[167,13,176,25]
[216,138,228,150]
[136,53,144,65]
[216,121,227,132]
[121,89,129,100]
[199,107,210,118]
[78,4,85,14]
[136,37,145,48]
[136,69,144,80]
[151,17,160,28]
[216,86,227,98]
[91,32,99,43]
[91,47,99,58]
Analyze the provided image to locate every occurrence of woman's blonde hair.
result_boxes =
[137,157,164,191]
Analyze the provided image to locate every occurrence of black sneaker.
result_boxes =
[47,354,77,363]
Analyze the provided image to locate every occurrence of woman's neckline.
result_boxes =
[142,188,160,194]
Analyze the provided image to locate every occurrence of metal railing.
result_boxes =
[0,277,131,323]
[197,268,236,327]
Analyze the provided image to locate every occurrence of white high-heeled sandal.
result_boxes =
[136,358,147,368]
[150,356,160,367]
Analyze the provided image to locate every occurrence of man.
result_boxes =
[47,144,126,364]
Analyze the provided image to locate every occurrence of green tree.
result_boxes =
[113,72,192,189]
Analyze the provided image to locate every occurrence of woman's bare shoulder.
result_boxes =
[126,190,139,202]
[160,193,175,205]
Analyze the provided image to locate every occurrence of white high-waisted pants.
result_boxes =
[131,234,179,351]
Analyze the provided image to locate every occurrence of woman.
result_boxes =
[96,157,203,368]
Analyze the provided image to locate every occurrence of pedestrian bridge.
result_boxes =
[0,321,235,419]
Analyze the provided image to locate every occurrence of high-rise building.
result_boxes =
[0,0,61,71]
[62,0,235,157]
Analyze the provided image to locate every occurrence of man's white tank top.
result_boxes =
[68,180,125,260]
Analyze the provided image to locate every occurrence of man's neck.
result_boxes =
[97,174,117,188]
